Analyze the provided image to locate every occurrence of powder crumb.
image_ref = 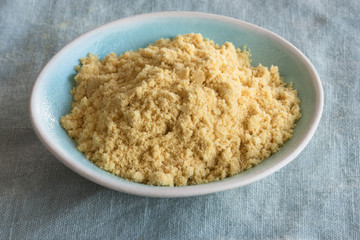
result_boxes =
[60,33,301,186]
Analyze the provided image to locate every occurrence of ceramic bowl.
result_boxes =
[30,12,323,197]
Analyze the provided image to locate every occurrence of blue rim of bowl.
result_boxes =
[30,11,324,198]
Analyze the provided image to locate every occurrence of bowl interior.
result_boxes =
[31,12,322,197]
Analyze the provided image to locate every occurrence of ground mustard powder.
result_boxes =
[60,33,301,186]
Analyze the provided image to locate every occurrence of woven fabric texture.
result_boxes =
[0,0,359,239]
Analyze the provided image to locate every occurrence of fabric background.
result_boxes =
[1,0,359,239]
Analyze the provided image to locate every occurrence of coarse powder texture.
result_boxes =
[60,33,301,186]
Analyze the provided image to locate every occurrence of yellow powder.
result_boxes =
[60,33,301,186]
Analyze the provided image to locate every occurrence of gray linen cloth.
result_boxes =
[0,0,359,239]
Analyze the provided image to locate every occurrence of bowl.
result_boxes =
[30,12,323,198]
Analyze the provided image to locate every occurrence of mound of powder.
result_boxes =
[60,33,301,186]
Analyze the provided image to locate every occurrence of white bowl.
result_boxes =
[30,12,323,197]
